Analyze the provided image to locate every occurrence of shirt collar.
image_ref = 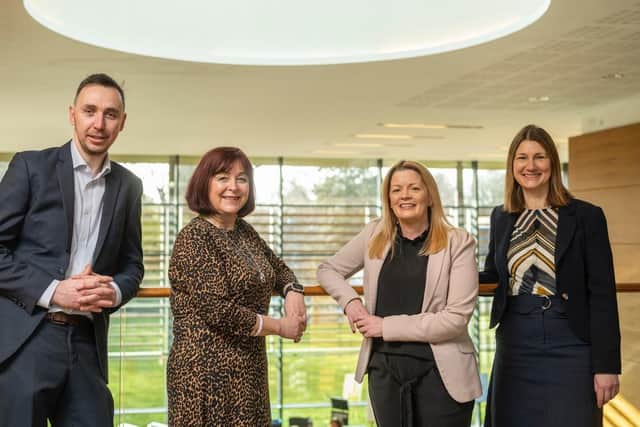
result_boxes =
[396,224,429,243]
[70,140,111,178]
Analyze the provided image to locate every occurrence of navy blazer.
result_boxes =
[0,142,144,381]
[479,199,621,374]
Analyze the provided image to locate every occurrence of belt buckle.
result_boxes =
[541,295,551,310]
[47,313,68,326]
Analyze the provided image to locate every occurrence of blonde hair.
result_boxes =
[368,160,452,259]
[504,124,571,213]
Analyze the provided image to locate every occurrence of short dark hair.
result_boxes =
[504,124,571,212]
[186,147,256,217]
[74,73,125,109]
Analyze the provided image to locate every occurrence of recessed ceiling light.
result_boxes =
[23,0,550,65]
[381,123,446,129]
[313,149,358,155]
[380,123,483,130]
[354,134,412,140]
[528,95,550,103]
[445,124,484,130]
[334,143,384,148]
[602,72,625,80]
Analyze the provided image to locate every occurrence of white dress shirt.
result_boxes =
[37,141,122,315]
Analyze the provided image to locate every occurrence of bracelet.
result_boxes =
[253,314,263,336]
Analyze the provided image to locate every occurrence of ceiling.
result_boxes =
[2,0,640,161]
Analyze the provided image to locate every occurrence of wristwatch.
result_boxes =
[284,282,305,297]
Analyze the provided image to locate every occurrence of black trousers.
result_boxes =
[368,351,474,427]
[0,319,113,427]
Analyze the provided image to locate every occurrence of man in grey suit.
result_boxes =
[0,73,144,426]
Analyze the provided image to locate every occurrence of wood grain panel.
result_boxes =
[573,187,640,244]
[619,294,640,358]
[619,294,640,408]
[569,123,640,191]
[619,359,640,408]
[612,244,640,283]
[570,123,640,408]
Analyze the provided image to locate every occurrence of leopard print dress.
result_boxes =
[167,216,296,426]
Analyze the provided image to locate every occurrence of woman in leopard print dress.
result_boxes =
[167,147,307,426]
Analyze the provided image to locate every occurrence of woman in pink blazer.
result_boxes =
[318,160,481,427]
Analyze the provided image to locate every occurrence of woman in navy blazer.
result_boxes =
[480,125,621,427]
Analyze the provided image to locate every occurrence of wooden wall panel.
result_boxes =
[573,186,640,244]
[611,245,640,284]
[618,294,640,399]
[569,123,640,191]
[570,122,640,408]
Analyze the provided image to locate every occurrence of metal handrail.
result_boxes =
[136,283,640,298]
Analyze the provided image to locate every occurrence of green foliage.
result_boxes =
[312,168,379,204]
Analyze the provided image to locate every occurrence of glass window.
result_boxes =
[0,151,505,426]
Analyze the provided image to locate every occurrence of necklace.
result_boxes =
[229,230,267,283]
[202,216,266,283]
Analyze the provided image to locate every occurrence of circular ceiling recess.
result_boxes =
[24,0,550,65]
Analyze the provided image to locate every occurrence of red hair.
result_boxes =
[185,146,255,217]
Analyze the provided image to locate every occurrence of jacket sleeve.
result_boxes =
[109,176,145,312]
[382,229,479,343]
[169,226,256,336]
[0,153,55,313]
[479,206,499,284]
[584,206,621,373]
[317,221,377,310]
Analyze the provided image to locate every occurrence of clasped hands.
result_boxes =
[51,264,116,312]
[345,299,382,338]
[281,292,307,343]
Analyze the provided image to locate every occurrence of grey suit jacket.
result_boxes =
[0,142,144,381]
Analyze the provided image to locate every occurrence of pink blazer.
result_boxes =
[317,219,482,403]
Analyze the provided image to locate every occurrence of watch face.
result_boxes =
[286,283,304,296]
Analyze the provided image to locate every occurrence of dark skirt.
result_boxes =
[484,295,602,427]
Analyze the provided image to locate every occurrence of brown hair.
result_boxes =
[185,147,255,217]
[504,124,571,213]
[75,73,125,110]
[368,160,452,258]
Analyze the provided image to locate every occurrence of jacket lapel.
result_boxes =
[93,167,121,263]
[496,209,517,278]
[555,201,577,265]
[56,143,74,252]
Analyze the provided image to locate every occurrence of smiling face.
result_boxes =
[69,84,126,161]
[512,139,552,196]
[208,161,250,223]
[389,168,430,227]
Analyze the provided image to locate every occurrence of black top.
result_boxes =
[373,228,432,359]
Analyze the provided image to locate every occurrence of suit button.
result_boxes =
[561,293,569,300]
[58,268,65,274]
